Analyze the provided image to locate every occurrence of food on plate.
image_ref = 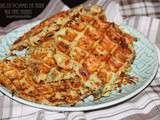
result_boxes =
[0,5,138,106]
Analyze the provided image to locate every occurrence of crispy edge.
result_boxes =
[11,11,69,51]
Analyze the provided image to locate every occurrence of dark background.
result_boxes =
[0,0,87,27]
[0,0,49,27]
[61,0,87,8]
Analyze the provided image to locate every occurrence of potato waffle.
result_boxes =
[0,5,137,105]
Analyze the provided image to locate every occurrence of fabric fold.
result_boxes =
[119,0,160,18]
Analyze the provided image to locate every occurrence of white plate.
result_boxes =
[0,21,158,111]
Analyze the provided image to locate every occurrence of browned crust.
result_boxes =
[11,11,69,51]
[0,5,138,106]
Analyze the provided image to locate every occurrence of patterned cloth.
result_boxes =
[0,0,160,120]
[119,0,160,18]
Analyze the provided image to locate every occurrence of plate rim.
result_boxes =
[0,21,159,111]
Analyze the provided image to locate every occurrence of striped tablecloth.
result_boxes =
[0,0,160,120]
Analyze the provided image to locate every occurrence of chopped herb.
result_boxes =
[46,34,53,38]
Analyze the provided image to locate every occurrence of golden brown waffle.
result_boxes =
[0,5,137,106]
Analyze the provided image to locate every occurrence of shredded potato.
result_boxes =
[0,5,138,106]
